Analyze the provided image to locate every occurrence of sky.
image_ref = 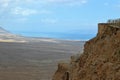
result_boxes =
[0,0,120,39]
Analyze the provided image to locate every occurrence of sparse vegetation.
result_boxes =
[107,18,120,27]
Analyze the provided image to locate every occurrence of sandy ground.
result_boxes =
[0,40,85,80]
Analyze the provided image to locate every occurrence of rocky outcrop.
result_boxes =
[52,23,120,80]
[53,62,69,80]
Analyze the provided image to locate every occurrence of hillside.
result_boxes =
[52,23,120,80]
[0,27,27,42]
[0,27,10,33]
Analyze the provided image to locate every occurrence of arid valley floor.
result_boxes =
[0,39,85,80]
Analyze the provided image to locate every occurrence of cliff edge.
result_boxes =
[52,23,120,80]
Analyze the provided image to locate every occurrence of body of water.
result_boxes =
[13,31,97,40]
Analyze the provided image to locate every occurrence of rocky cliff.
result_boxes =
[52,23,120,80]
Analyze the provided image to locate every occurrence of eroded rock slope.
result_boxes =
[53,23,120,80]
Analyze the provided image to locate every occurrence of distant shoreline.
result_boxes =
[12,31,96,41]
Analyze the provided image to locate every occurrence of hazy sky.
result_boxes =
[0,0,120,35]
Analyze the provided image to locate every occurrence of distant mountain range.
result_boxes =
[0,27,27,42]
[0,27,10,33]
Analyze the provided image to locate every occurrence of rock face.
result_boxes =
[52,23,120,80]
